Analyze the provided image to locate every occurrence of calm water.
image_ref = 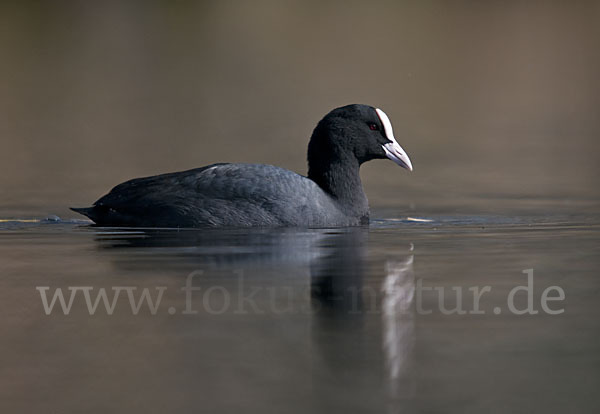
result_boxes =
[1,205,599,413]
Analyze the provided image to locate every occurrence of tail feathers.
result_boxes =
[70,205,136,226]
[70,207,97,222]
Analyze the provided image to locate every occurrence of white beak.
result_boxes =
[376,108,413,171]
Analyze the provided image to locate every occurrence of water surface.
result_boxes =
[1,207,598,413]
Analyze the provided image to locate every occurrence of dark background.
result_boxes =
[1,0,598,216]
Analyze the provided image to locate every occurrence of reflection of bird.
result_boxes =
[72,105,412,228]
[94,227,327,269]
[383,254,416,403]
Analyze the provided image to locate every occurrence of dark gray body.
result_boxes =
[73,163,366,228]
[71,104,411,228]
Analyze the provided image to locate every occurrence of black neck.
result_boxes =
[307,137,369,218]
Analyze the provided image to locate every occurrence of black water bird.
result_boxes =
[71,104,413,227]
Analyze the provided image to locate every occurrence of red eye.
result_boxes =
[368,123,378,131]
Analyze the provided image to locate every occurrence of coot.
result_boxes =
[71,104,412,227]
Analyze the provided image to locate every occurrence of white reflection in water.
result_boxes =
[383,252,416,405]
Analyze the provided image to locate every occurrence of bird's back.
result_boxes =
[73,163,358,227]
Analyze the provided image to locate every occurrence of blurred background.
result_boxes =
[1,0,598,218]
[2,3,600,413]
